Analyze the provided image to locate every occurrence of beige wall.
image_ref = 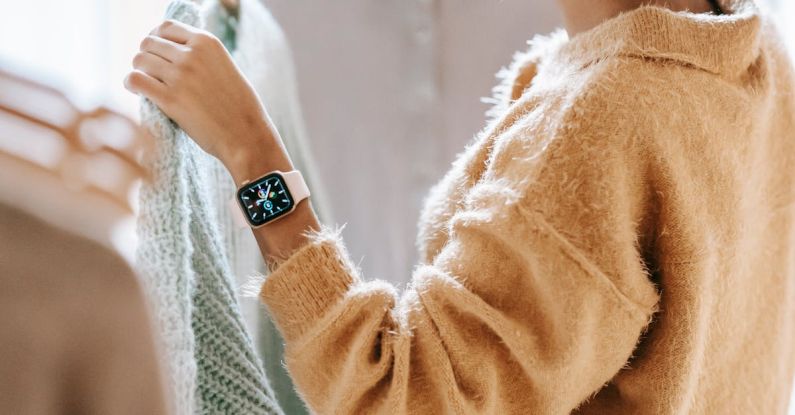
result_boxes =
[265,0,563,284]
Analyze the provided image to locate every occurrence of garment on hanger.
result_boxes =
[202,1,331,413]
[0,67,169,415]
[0,204,170,415]
[136,1,283,414]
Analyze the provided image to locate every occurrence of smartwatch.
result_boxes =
[235,170,310,227]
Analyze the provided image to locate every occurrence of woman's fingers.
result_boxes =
[150,19,197,44]
[124,69,168,105]
[139,35,186,63]
[132,51,172,84]
[125,17,263,162]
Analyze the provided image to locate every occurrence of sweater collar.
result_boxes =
[485,0,762,120]
[552,0,762,78]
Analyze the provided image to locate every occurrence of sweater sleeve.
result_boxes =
[260,107,661,413]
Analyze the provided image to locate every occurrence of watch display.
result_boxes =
[236,172,295,226]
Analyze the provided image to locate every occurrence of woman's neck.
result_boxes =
[557,0,718,36]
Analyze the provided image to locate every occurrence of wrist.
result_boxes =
[256,200,320,265]
[220,121,293,186]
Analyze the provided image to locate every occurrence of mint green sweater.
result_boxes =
[137,1,283,414]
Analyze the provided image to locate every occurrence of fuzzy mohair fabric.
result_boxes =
[260,1,795,413]
[137,1,282,414]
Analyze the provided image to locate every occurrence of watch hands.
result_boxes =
[254,184,273,206]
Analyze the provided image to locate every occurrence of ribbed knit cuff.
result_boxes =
[260,227,357,342]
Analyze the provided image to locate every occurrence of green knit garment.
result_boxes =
[137,1,283,414]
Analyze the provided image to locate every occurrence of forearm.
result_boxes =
[221,119,321,266]
[259,201,657,414]
[124,18,320,266]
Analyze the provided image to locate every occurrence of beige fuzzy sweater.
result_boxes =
[260,1,795,413]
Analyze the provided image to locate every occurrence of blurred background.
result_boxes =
[1,0,793,413]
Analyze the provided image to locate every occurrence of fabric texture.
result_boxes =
[203,1,330,414]
[259,0,795,413]
[136,1,282,414]
[0,203,169,415]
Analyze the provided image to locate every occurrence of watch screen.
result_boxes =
[237,172,295,226]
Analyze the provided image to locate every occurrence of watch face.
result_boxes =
[237,172,294,226]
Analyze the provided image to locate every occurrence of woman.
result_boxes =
[126,0,795,413]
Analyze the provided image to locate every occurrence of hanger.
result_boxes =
[220,0,240,18]
[0,68,151,214]
[0,71,150,177]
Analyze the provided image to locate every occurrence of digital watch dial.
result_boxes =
[236,172,295,227]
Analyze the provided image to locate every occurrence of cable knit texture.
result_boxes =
[260,1,795,413]
[137,1,282,414]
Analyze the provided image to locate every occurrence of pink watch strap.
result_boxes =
[282,170,310,204]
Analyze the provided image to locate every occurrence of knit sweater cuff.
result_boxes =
[259,227,357,342]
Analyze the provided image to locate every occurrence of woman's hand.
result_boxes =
[126,19,320,260]
[124,19,277,167]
